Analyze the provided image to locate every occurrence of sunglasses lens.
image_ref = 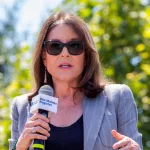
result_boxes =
[44,40,84,55]
[45,41,62,55]
[68,41,83,55]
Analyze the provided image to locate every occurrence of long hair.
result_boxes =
[29,11,109,100]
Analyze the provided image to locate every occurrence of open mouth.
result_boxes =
[59,63,73,68]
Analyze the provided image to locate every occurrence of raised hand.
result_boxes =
[111,130,140,150]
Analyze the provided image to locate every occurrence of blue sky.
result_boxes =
[16,0,63,33]
[0,0,63,44]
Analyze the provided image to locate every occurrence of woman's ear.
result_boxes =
[42,50,47,67]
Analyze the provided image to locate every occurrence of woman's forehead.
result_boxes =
[46,24,81,41]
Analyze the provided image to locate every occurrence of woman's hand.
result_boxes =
[16,113,50,150]
[111,130,140,150]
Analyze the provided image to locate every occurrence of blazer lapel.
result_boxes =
[26,101,34,119]
[83,90,107,150]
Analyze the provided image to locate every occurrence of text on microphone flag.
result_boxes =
[30,93,58,114]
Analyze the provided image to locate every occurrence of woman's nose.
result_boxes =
[60,47,70,57]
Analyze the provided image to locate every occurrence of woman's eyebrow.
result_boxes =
[47,38,81,41]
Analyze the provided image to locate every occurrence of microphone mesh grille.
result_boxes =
[39,85,54,96]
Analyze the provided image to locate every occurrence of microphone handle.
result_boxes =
[33,109,48,150]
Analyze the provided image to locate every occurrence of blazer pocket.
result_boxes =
[98,113,117,148]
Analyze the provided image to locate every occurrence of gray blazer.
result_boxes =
[8,84,143,150]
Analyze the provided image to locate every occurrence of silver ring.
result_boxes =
[31,127,36,133]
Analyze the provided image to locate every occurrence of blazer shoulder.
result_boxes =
[11,93,30,114]
[103,84,134,105]
[104,84,132,95]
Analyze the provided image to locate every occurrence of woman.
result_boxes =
[9,11,142,150]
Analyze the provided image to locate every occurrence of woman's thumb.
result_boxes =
[111,129,125,141]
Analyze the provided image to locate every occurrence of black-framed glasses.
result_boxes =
[43,40,84,55]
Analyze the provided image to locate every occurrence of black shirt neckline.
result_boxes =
[49,114,83,131]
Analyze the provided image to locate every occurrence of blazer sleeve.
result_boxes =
[8,95,33,150]
[8,97,19,150]
[117,84,143,149]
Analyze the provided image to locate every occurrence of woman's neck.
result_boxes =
[52,80,83,106]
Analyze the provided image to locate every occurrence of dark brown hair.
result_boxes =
[29,11,109,100]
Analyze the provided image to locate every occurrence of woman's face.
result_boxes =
[43,24,85,85]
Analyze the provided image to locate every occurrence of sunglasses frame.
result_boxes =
[43,40,84,55]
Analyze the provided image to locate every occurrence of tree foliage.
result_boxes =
[0,1,31,149]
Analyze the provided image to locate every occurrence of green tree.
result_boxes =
[59,0,150,149]
[0,44,32,150]
[0,1,28,149]
[0,1,22,88]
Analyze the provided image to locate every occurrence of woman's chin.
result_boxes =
[53,76,79,84]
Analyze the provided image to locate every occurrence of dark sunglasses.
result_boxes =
[43,40,84,55]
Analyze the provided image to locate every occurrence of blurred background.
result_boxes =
[0,0,150,149]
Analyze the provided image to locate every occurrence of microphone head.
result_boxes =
[38,85,54,96]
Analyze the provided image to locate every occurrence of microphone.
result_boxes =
[30,85,58,150]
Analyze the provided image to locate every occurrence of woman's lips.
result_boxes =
[58,63,73,68]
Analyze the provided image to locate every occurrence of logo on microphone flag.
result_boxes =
[30,93,58,114]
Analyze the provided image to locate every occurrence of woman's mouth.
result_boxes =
[58,63,73,68]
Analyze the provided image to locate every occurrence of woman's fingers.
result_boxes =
[16,113,50,149]
[29,113,50,123]
[23,131,48,140]
[16,130,48,149]
[27,113,50,131]
[111,130,140,150]
[25,118,50,131]
[111,130,125,141]
[118,141,139,150]
[112,137,131,149]
[115,141,139,150]
[24,113,51,139]
[23,126,50,137]
[33,126,50,137]
[21,126,50,142]
[34,119,50,131]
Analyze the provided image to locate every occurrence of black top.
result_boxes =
[45,115,84,150]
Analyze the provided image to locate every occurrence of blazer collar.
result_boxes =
[27,101,33,119]
[83,90,107,150]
